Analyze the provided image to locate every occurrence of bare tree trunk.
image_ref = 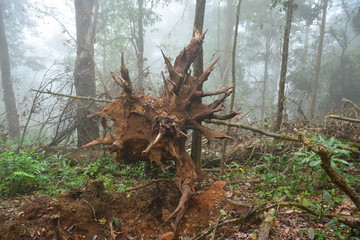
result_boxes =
[307,0,328,120]
[191,0,206,171]
[274,0,294,132]
[74,0,99,147]
[136,0,145,90]
[219,0,236,86]
[261,35,271,120]
[0,6,20,139]
[220,0,242,176]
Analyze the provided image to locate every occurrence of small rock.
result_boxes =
[159,232,175,240]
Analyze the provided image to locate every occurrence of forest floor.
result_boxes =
[0,120,359,239]
[0,172,356,240]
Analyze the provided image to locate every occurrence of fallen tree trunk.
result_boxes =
[82,30,237,229]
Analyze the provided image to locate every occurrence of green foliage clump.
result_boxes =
[0,149,159,196]
[250,136,357,202]
[0,149,46,195]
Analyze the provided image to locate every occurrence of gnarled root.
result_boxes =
[165,140,198,230]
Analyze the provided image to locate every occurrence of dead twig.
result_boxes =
[342,98,360,111]
[31,89,112,103]
[191,214,248,240]
[210,215,222,240]
[84,200,97,221]
[206,119,298,141]
[257,208,276,240]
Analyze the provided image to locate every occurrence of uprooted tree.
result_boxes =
[82,30,237,227]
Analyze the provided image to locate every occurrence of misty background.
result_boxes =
[0,0,359,146]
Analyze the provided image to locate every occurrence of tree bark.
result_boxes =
[274,0,294,132]
[0,6,20,139]
[261,35,271,120]
[219,0,236,86]
[136,0,145,90]
[220,0,242,176]
[191,0,206,171]
[307,0,328,120]
[74,0,100,147]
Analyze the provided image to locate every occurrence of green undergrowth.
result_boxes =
[0,148,155,196]
[223,135,359,239]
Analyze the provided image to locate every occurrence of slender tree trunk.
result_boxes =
[0,6,20,139]
[219,0,236,86]
[136,0,144,90]
[274,0,294,132]
[74,0,99,147]
[307,0,328,120]
[191,0,206,171]
[261,35,271,120]
[304,24,310,58]
[220,0,242,176]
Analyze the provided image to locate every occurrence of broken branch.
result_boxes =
[31,89,112,103]
[296,130,360,210]
[342,98,360,111]
[326,114,360,123]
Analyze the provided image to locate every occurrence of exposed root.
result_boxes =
[142,132,164,154]
[81,31,237,229]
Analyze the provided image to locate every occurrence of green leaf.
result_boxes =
[301,198,310,207]
[323,190,331,204]
[332,158,350,165]
[220,209,227,216]
[309,160,321,167]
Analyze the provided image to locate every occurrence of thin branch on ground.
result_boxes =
[257,208,276,240]
[210,215,222,240]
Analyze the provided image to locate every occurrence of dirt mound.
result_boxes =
[0,180,231,239]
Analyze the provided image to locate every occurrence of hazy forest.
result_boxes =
[0,0,359,239]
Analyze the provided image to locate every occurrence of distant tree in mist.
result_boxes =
[0,1,20,138]
[307,0,328,120]
[274,0,295,132]
[321,0,360,110]
[97,0,170,92]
